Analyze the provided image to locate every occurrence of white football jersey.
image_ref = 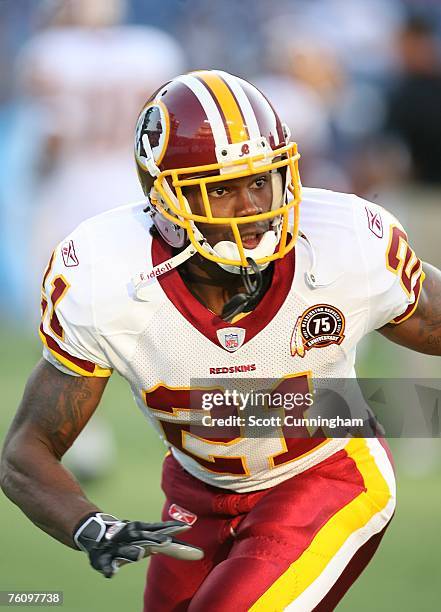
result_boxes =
[40,188,424,492]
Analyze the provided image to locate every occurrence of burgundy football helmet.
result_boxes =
[135,69,301,271]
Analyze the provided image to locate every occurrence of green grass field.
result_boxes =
[1,327,440,611]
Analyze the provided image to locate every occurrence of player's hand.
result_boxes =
[73,513,204,578]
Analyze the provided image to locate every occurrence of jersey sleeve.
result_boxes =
[39,227,113,377]
[354,199,425,332]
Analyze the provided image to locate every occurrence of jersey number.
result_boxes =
[41,260,70,340]
[143,374,326,476]
[386,225,422,297]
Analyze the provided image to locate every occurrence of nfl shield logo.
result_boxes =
[216,327,246,352]
[225,334,239,349]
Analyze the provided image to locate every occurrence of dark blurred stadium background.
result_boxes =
[0,1,440,610]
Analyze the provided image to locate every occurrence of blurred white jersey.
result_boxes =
[17,25,185,288]
[40,188,424,492]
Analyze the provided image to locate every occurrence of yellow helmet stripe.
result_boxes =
[196,71,249,144]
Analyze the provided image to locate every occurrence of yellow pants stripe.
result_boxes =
[249,438,393,611]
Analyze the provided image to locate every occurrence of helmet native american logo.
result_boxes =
[136,102,168,168]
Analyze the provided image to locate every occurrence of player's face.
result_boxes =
[184,171,274,249]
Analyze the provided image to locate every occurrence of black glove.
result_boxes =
[73,513,204,578]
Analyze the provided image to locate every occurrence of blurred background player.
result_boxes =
[4,0,185,479]
[4,0,185,319]
[385,14,441,184]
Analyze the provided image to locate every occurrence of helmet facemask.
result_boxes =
[134,70,302,273]
[141,138,301,272]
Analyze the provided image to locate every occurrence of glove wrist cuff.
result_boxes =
[73,512,121,553]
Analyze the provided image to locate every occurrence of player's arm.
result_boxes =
[1,233,203,576]
[378,262,441,355]
[0,358,106,547]
[0,359,203,576]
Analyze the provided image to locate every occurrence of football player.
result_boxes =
[14,0,184,311]
[2,70,441,611]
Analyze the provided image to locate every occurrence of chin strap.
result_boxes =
[298,232,344,289]
[221,258,264,322]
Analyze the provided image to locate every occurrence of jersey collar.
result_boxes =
[151,237,295,350]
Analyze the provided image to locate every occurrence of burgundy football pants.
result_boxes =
[144,438,395,611]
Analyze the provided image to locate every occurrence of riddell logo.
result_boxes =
[209,364,256,375]
[139,262,172,281]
